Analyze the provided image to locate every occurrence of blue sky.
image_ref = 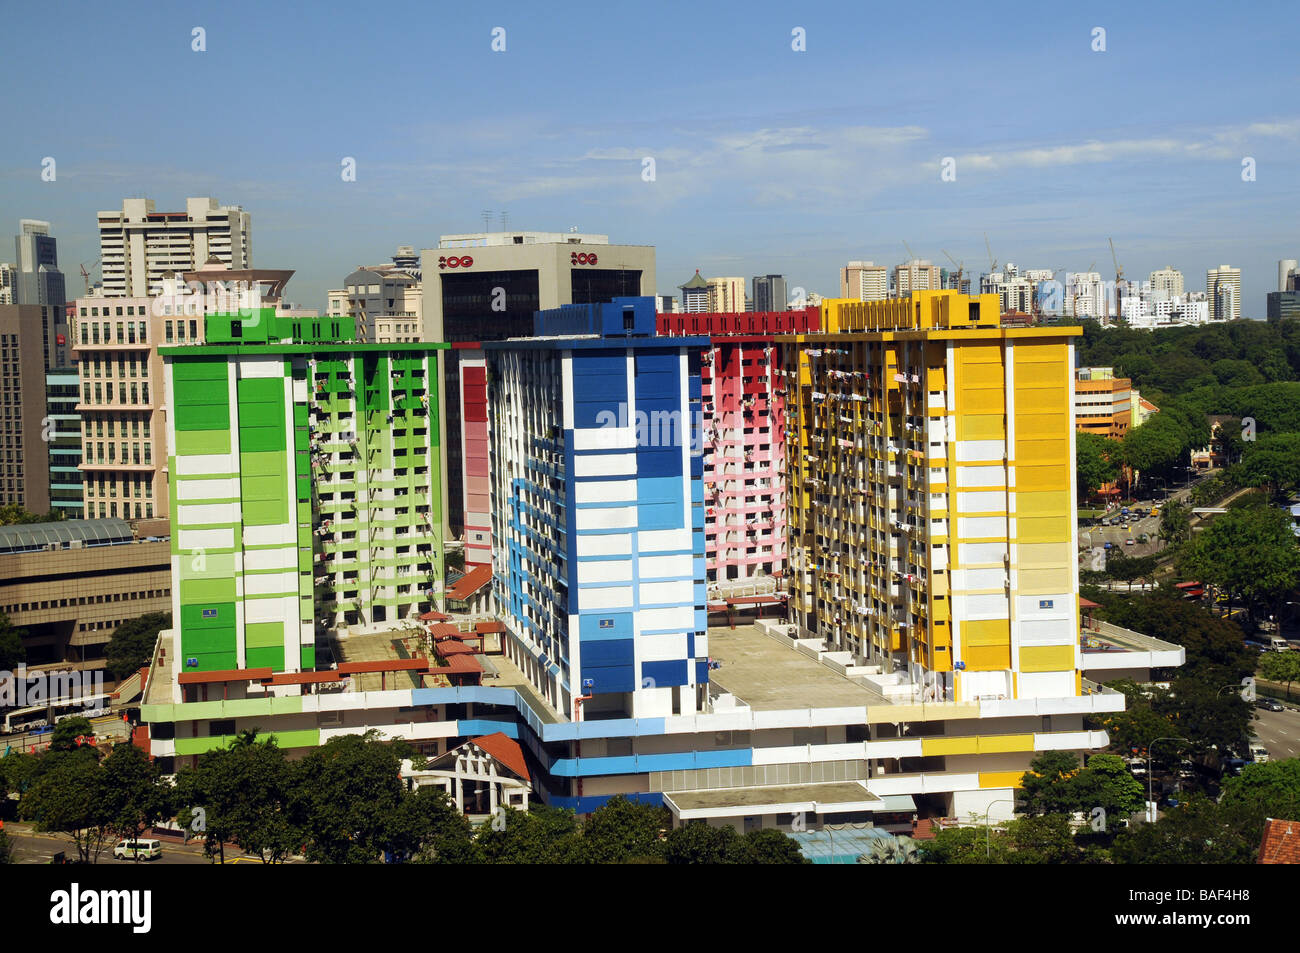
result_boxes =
[2,0,1297,314]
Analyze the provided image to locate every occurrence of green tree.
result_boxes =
[742,827,809,864]
[1159,499,1191,545]
[1076,753,1146,820]
[397,787,479,864]
[858,834,923,864]
[580,795,669,864]
[1017,751,1083,816]
[103,612,171,682]
[1103,552,1157,587]
[662,822,747,864]
[1258,651,1300,697]
[1109,794,1255,864]
[1236,432,1300,496]
[1076,432,1119,499]
[475,805,583,864]
[1181,505,1300,620]
[1218,759,1300,847]
[48,716,96,753]
[921,825,1009,864]
[290,731,411,864]
[0,613,26,669]
[101,742,173,860]
[1003,814,1082,864]
[18,753,113,863]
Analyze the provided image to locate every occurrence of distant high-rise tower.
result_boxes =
[893,259,939,296]
[839,261,888,301]
[14,220,65,308]
[1148,267,1184,296]
[1206,265,1242,322]
[706,276,745,313]
[752,274,788,312]
[1278,259,1297,293]
[97,197,251,297]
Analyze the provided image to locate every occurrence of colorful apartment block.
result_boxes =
[484,297,710,721]
[1073,366,1132,439]
[455,345,492,570]
[783,290,1086,702]
[161,308,447,690]
[656,308,820,584]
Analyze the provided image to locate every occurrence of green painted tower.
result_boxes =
[162,308,448,682]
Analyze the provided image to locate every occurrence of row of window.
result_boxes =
[83,501,155,520]
[82,382,151,405]
[4,588,167,617]
[81,358,148,380]
[84,417,152,439]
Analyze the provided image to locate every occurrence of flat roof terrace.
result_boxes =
[707,624,885,710]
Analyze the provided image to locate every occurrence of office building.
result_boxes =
[0,519,170,669]
[1266,292,1300,321]
[657,307,821,584]
[96,197,252,297]
[46,367,84,517]
[484,297,709,721]
[706,277,746,314]
[656,295,678,314]
[1074,367,1133,438]
[0,304,68,512]
[1207,265,1242,322]
[1148,267,1184,296]
[840,261,889,302]
[894,259,940,296]
[752,275,788,313]
[336,267,422,342]
[13,220,65,308]
[1278,259,1297,294]
[420,230,655,542]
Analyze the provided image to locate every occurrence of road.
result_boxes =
[1251,704,1300,762]
[2,822,299,864]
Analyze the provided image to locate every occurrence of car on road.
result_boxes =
[1269,637,1292,652]
[113,839,162,861]
[1125,538,1135,545]
[1248,741,1270,764]
[1256,698,1285,712]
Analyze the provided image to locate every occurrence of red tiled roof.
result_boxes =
[1079,597,1101,609]
[434,640,475,658]
[1258,818,1300,864]
[470,732,530,782]
[429,622,463,638]
[474,620,505,635]
[419,610,452,621]
[447,564,493,601]
[438,653,482,674]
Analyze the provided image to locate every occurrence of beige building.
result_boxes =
[335,267,422,342]
[1207,265,1242,322]
[96,197,252,298]
[1148,267,1184,296]
[706,276,746,313]
[0,519,170,668]
[839,261,888,301]
[72,262,299,523]
[893,259,939,295]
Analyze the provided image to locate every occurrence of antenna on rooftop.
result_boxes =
[481,209,493,231]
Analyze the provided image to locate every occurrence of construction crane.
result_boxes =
[902,239,917,263]
[1108,238,1124,323]
[942,249,965,293]
[984,232,998,275]
[79,259,100,295]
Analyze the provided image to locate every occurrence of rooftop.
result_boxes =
[0,518,136,555]
[707,624,885,710]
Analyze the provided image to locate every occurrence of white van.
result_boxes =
[112,839,162,861]
[1248,742,1270,764]
[1270,637,1290,653]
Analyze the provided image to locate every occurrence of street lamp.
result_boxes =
[983,798,1017,860]
[1146,736,1190,822]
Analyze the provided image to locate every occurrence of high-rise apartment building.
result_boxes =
[752,275,788,313]
[1207,265,1242,322]
[96,197,252,297]
[14,220,65,308]
[0,262,16,305]
[162,306,446,675]
[420,230,655,542]
[336,267,422,342]
[893,259,940,296]
[658,307,821,583]
[1278,259,1297,293]
[1148,267,1184,296]
[485,297,709,721]
[706,276,746,313]
[840,261,889,302]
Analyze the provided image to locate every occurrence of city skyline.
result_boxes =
[1,0,1297,314]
